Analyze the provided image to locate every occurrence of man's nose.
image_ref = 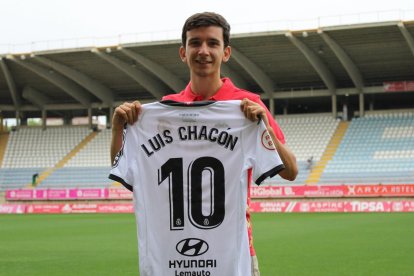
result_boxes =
[198,42,209,55]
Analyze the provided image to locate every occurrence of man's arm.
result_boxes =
[266,128,297,181]
[241,98,298,181]
[110,101,142,164]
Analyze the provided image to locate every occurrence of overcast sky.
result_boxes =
[1,0,414,53]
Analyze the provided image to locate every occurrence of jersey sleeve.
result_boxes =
[255,98,286,144]
[108,125,135,191]
[247,120,285,185]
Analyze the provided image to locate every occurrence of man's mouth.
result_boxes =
[195,59,212,64]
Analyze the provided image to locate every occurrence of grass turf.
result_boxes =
[1,213,414,275]
[254,213,414,276]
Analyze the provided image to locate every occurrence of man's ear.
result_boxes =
[179,46,187,63]
[223,46,231,63]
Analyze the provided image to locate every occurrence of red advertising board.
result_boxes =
[2,201,414,214]
[250,184,414,198]
[383,81,414,92]
[250,185,345,198]
[46,189,68,200]
[23,203,134,214]
[250,200,414,213]
[107,188,133,199]
[68,188,106,200]
[6,188,131,201]
[0,204,26,214]
[26,204,64,214]
[5,184,414,202]
[6,189,48,200]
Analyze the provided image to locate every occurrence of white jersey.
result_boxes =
[109,100,284,276]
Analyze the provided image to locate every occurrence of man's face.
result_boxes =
[179,26,231,78]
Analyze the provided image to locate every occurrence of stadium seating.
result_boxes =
[0,167,43,190]
[37,167,113,188]
[1,111,413,190]
[2,126,91,168]
[264,114,339,185]
[319,111,414,184]
[0,126,92,191]
[40,129,113,188]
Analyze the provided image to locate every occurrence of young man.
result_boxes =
[111,12,297,276]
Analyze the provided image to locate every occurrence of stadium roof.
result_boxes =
[1,20,414,119]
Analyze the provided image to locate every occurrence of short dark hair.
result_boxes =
[181,12,231,48]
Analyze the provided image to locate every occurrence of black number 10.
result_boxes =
[158,157,225,230]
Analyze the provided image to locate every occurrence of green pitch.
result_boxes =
[1,212,414,275]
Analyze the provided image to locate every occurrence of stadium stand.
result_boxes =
[0,167,43,191]
[0,126,92,191]
[37,167,113,188]
[39,128,113,188]
[1,111,413,190]
[1,18,414,191]
[319,111,414,184]
[264,114,340,185]
[2,126,91,168]
[64,128,111,167]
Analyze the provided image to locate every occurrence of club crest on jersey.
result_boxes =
[261,130,275,150]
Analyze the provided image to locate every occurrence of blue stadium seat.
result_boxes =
[319,112,414,184]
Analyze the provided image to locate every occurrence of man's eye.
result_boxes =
[189,41,200,46]
[209,41,221,47]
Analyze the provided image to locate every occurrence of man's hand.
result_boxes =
[112,101,142,130]
[240,98,270,128]
[110,101,142,164]
[241,98,298,181]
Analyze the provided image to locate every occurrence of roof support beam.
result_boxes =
[318,30,364,91]
[119,47,186,92]
[397,22,414,57]
[0,85,389,112]
[221,63,249,89]
[0,57,22,108]
[7,56,91,106]
[33,55,114,105]
[230,47,275,113]
[265,85,383,99]
[92,49,165,99]
[285,32,336,93]
[22,86,50,109]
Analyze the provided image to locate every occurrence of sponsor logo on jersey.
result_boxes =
[170,239,216,273]
[261,130,275,150]
[176,238,209,257]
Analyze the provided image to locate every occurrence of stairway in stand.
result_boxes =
[305,121,349,185]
